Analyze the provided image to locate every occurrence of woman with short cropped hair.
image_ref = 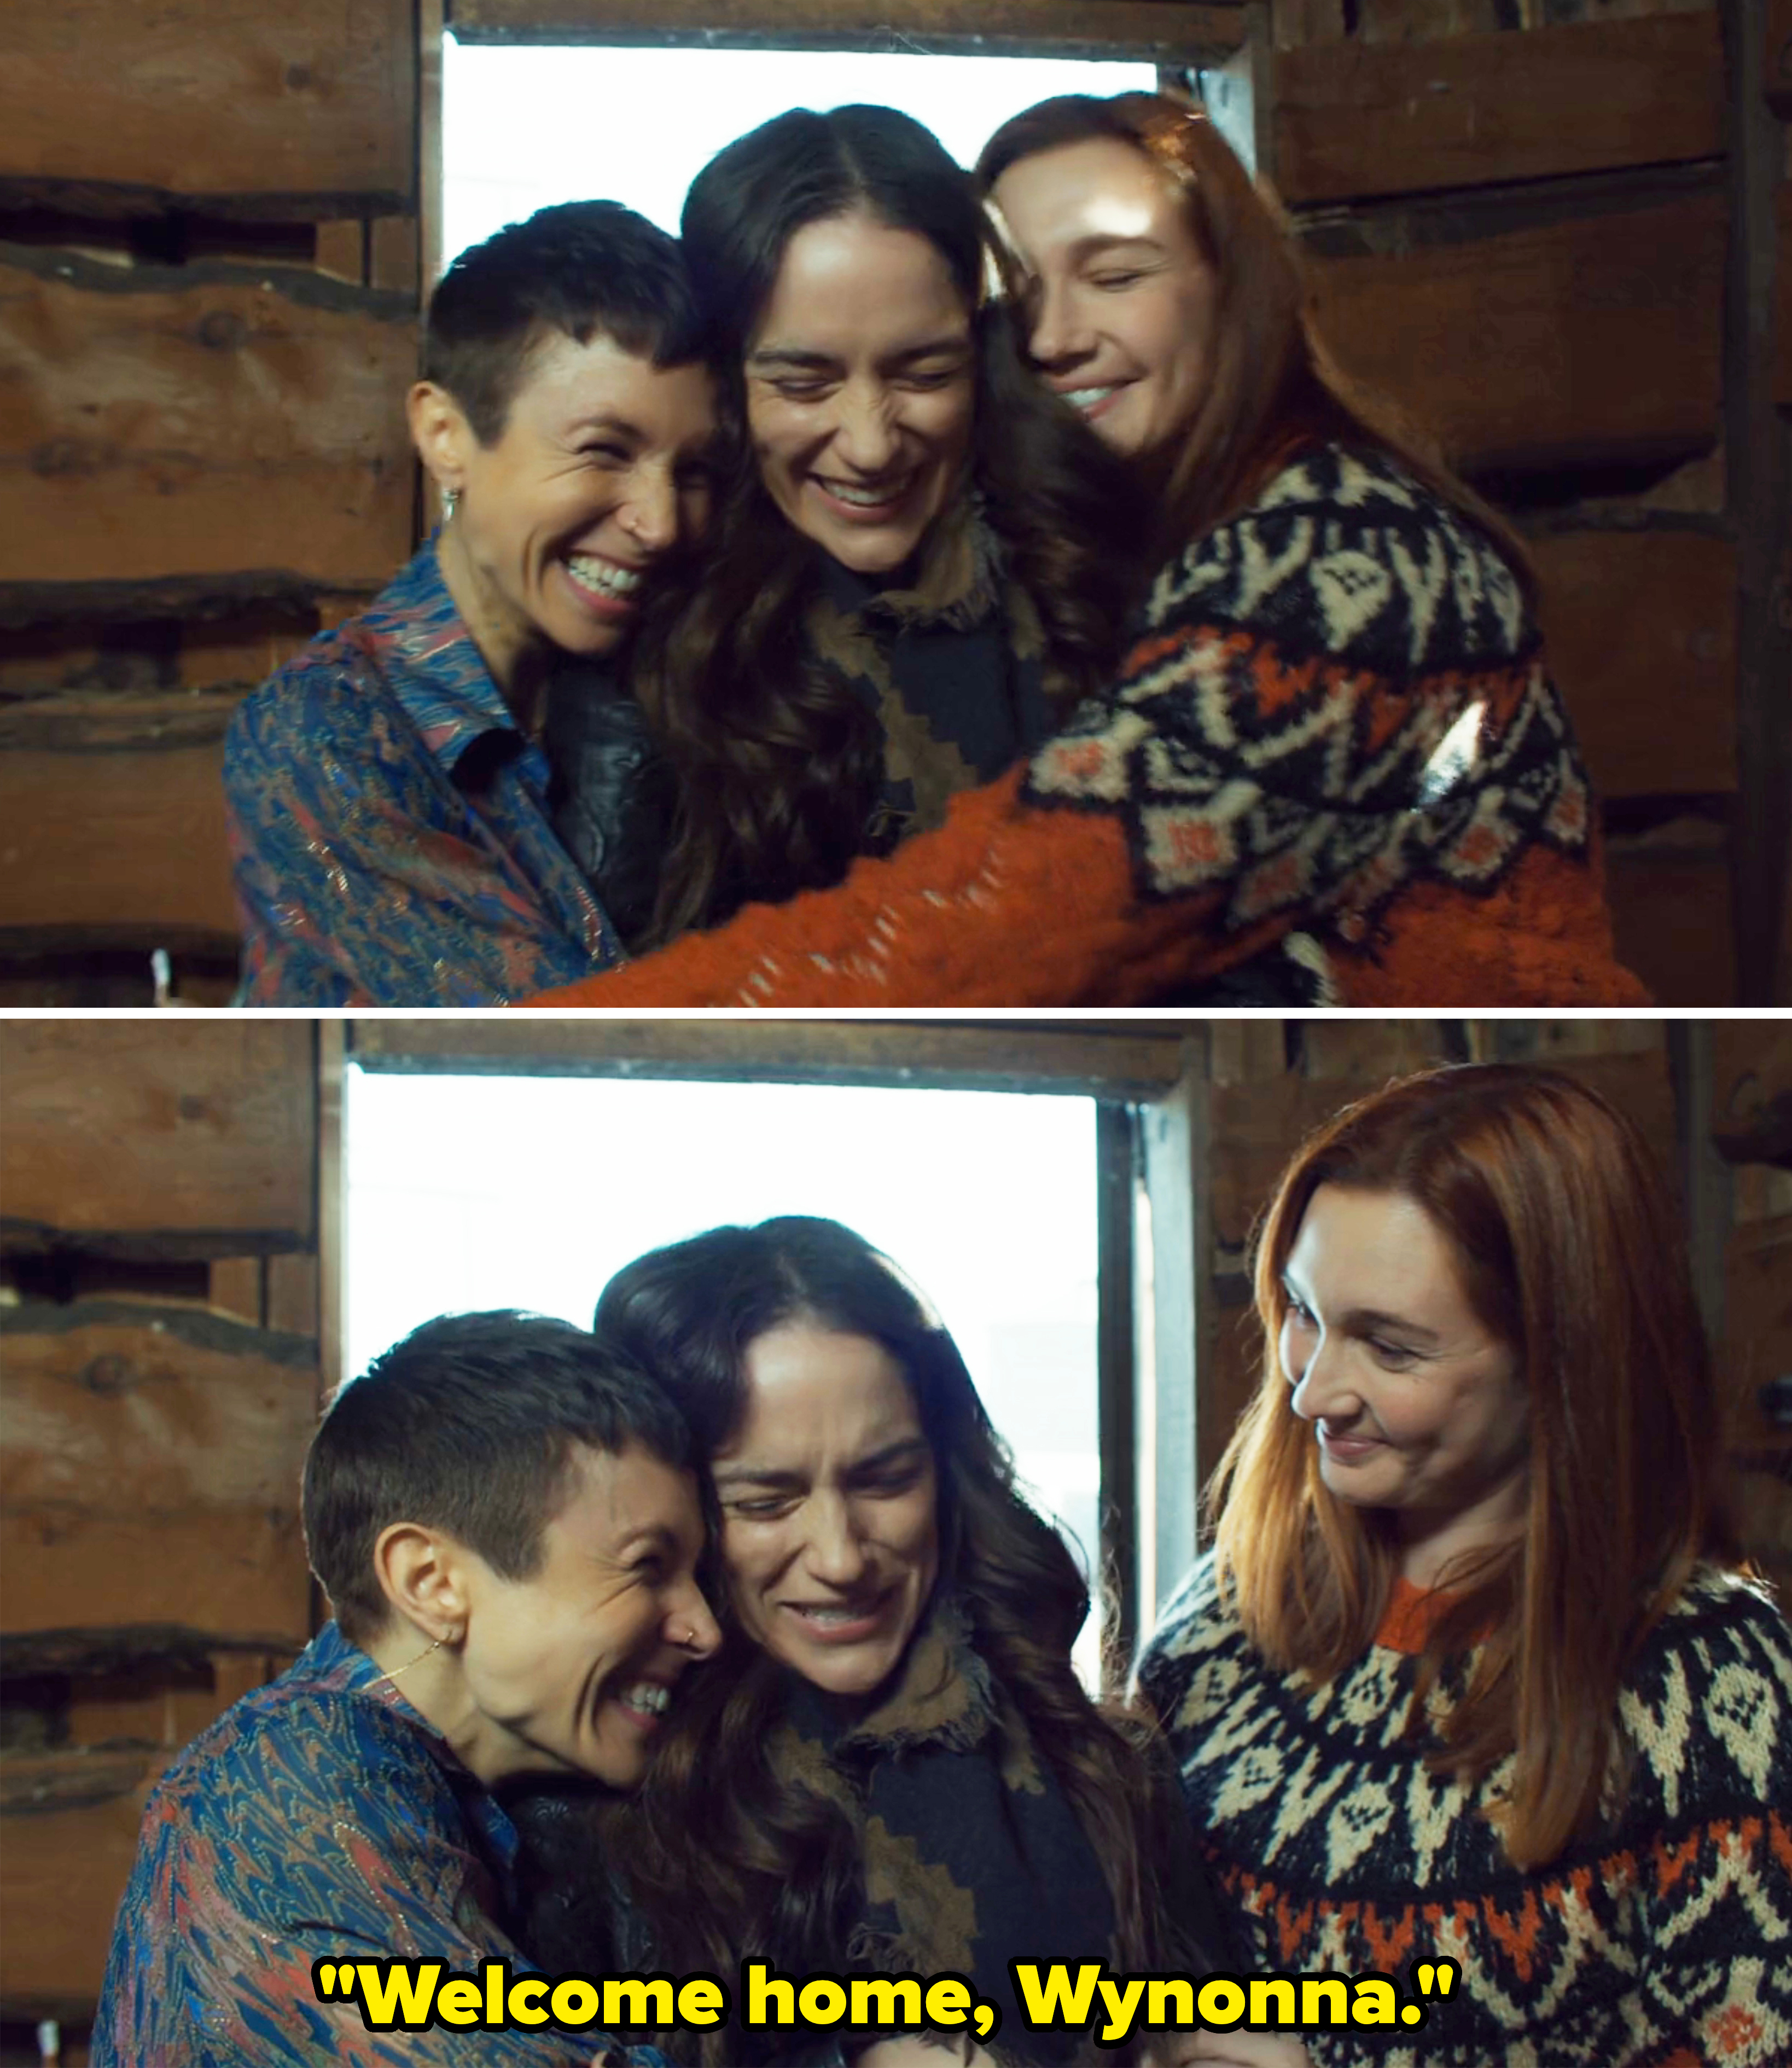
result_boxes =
[93,1312,720,2068]
[225,201,719,1004]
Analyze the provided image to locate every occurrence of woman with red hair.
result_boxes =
[1138,1064,1792,2065]
[532,94,1645,1008]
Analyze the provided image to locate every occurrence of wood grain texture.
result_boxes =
[0,248,417,590]
[0,1783,158,2014]
[1711,1022,1792,1162]
[0,1027,316,1245]
[1725,1215,1792,1446]
[1776,184,1792,409]
[0,606,323,704]
[1310,189,1725,473]
[1768,0,1792,115]
[351,1018,1193,1097]
[1605,825,1737,1007]
[0,711,237,947]
[451,0,1248,55]
[1275,14,1724,205]
[1,1291,316,1681]
[1,0,414,211]
[1533,528,1737,798]
[0,1306,317,1511]
[0,1507,312,1651]
[1208,1032,1674,1247]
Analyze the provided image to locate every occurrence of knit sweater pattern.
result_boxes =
[532,443,1646,1007]
[1136,1558,1792,2068]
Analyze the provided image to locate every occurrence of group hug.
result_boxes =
[94,1064,1792,2065]
[224,92,1651,1008]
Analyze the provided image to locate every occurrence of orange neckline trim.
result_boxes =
[1376,1574,1463,1655]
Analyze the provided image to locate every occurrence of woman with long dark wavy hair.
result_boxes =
[1138,1064,1792,2065]
[556,104,1145,952]
[513,1216,1242,2068]
[534,94,1645,1008]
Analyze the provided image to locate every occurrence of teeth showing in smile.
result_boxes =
[566,554,644,599]
[1064,387,1118,410]
[816,475,913,509]
[792,1602,876,1626]
[617,1681,671,1715]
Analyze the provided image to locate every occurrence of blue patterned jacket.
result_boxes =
[91,1622,668,2068]
[224,540,621,1005]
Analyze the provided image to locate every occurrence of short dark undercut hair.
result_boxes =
[422,200,708,445]
[302,1310,689,1645]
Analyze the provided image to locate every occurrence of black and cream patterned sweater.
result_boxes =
[1137,1557,1792,2068]
[541,443,1648,1007]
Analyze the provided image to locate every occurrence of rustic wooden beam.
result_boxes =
[0,1026,317,1247]
[1726,0,1792,1001]
[350,1017,1192,1097]
[1531,528,1738,799]
[1712,1024,1792,1165]
[1725,1214,1792,1445]
[0,1787,158,2014]
[2,0,415,215]
[1604,820,1737,1008]
[0,1310,318,1653]
[0,571,358,635]
[0,1623,299,1678]
[0,245,417,592]
[450,0,1248,59]
[1308,181,1725,475]
[1767,0,1792,116]
[1,1750,160,1817]
[1094,1102,1138,1683]
[0,692,240,755]
[1777,184,1792,412]
[1273,13,1725,207]
[0,729,237,948]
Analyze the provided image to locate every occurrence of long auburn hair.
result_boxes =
[1210,1063,1737,1868]
[595,1216,1185,2021]
[975,94,1535,589]
[631,106,1147,946]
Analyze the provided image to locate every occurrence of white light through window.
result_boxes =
[443,40,1160,262]
[344,1068,1104,1682]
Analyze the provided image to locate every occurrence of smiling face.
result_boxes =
[453,1440,719,1787]
[410,328,718,695]
[991,135,1217,467]
[1280,1185,1531,1585]
[743,212,976,578]
[712,1321,940,1699]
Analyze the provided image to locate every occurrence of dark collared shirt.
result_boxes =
[224,539,621,1004]
[92,1620,666,2068]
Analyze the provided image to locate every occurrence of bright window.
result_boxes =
[344,1067,1104,1680]
[442,40,1160,260]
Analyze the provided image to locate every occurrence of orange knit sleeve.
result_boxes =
[527,765,1271,1007]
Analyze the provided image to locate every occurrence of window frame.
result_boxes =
[319,1016,1211,1683]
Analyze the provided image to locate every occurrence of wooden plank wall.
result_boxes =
[4,0,1785,997]
[1261,0,1788,1002]
[0,1023,323,2042]
[1191,1018,1791,1596]
[1712,1023,1792,1596]
[0,0,420,1004]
